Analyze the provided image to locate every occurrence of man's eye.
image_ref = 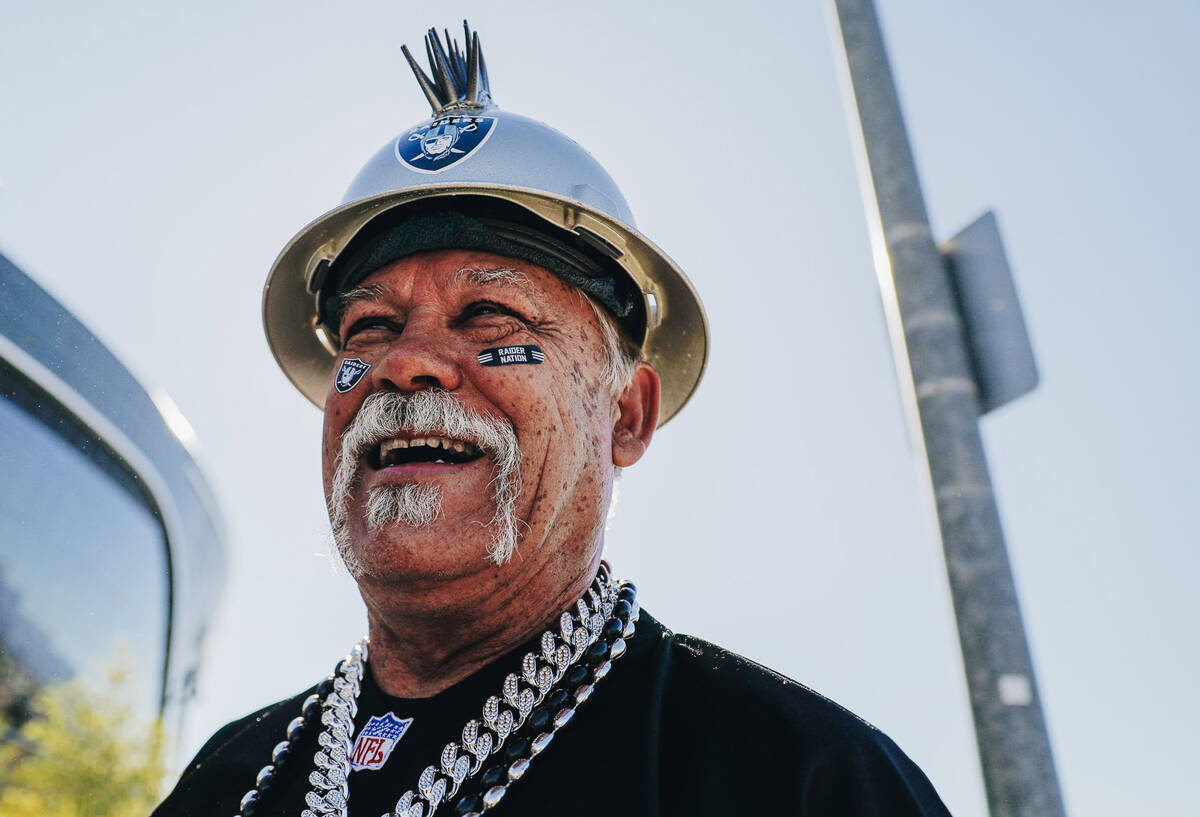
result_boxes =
[464,302,523,321]
[343,317,396,340]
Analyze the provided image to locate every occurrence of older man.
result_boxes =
[154,25,951,817]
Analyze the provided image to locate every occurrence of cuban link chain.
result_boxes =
[236,564,635,817]
[300,640,368,816]
[387,565,626,817]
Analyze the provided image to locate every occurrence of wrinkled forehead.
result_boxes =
[330,249,584,324]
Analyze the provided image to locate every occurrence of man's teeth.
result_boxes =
[378,436,479,460]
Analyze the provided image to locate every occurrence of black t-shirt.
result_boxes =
[154,612,952,816]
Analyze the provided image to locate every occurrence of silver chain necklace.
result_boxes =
[236,564,638,817]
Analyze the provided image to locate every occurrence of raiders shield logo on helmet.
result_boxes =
[395,115,497,173]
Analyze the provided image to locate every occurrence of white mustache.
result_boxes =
[338,389,521,475]
[328,390,524,571]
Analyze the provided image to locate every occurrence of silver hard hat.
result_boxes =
[263,23,708,425]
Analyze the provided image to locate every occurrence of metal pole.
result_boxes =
[829,2,1068,815]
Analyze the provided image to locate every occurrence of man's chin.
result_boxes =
[337,524,501,583]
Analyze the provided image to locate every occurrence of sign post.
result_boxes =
[830,2,1068,815]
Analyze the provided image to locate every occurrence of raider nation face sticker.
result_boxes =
[349,712,413,772]
[334,358,371,393]
[396,115,497,173]
[477,345,545,367]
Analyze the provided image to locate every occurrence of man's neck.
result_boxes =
[359,550,603,699]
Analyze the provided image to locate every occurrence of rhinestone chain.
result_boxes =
[449,580,638,817]
[235,640,367,817]
[300,640,368,816]
[233,564,637,817]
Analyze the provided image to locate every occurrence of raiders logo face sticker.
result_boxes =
[335,358,371,393]
[349,712,413,772]
[395,115,497,173]
[477,345,545,367]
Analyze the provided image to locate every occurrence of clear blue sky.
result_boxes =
[1,2,1196,815]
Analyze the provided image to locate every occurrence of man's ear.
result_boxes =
[612,363,660,467]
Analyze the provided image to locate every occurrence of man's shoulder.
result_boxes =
[152,685,316,817]
[647,621,952,816]
[662,628,883,741]
[191,686,315,767]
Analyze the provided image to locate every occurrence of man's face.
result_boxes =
[321,248,634,590]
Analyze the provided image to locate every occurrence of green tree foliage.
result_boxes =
[0,669,166,817]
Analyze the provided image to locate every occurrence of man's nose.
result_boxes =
[372,316,463,393]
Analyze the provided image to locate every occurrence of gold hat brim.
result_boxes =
[263,183,708,427]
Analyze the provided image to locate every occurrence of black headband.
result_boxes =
[317,197,645,343]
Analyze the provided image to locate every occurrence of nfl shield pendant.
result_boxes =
[349,712,413,771]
